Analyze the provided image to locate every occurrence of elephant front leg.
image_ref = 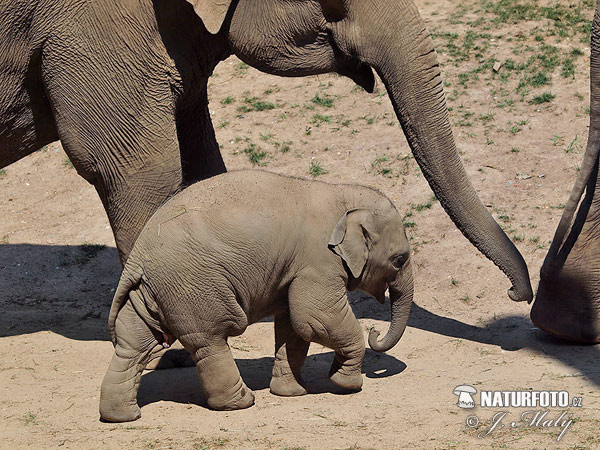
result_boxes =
[179,336,255,410]
[270,313,310,397]
[100,300,160,422]
[289,276,365,391]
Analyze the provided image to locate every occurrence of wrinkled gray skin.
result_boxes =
[99,170,414,422]
[0,0,531,305]
[533,0,600,344]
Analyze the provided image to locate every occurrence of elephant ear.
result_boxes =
[184,0,233,34]
[328,209,373,279]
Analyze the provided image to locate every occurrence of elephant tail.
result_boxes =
[108,257,144,346]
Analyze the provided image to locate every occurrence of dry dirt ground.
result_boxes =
[1,0,600,448]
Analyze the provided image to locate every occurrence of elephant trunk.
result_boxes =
[355,2,532,302]
[541,2,600,278]
[368,260,414,352]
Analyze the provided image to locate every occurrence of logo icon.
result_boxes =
[454,385,477,409]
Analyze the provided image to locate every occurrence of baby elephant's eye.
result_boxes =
[391,254,406,269]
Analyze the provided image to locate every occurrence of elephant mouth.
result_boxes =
[375,282,389,304]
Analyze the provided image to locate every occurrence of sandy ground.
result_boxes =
[1,0,599,448]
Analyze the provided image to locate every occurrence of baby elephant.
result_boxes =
[100,170,413,422]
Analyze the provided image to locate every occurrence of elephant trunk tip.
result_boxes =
[367,328,386,353]
[507,284,533,304]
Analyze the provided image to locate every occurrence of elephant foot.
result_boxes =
[270,374,308,397]
[328,358,363,390]
[145,346,195,370]
[329,370,363,391]
[100,400,141,423]
[532,272,600,344]
[207,383,255,411]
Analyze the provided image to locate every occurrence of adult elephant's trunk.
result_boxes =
[369,261,414,352]
[352,1,532,302]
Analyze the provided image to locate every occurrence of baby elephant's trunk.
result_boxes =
[368,260,413,352]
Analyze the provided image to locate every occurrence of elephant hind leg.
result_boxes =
[270,313,309,397]
[99,299,160,422]
[178,334,254,411]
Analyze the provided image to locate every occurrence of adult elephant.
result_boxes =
[0,0,532,302]
[532,0,600,343]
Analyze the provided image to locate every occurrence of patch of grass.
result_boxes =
[571,47,585,57]
[20,412,37,426]
[552,135,564,146]
[0,169,6,176]
[361,114,376,125]
[530,91,555,104]
[243,143,267,166]
[279,141,292,153]
[234,62,249,76]
[259,132,273,142]
[311,93,334,108]
[63,157,74,169]
[512,233,525,242]
[312,114,331,126]
[371,156,393,177]
[216,120,229,129]
[565,135,582,153]
[237,95,276,114]
[193,437,230,450]
[413,200,433,211]
[479,112,495,122]
[308,161,327,176]
[561,57,576,78]
[528,71,551,87]
[264,86,280,95]
[220,96,235,105]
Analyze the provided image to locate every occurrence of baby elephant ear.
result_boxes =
[328,209,372,279]
[184,0,234,34]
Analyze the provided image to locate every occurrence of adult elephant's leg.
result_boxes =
[100,299,160,422]
[270,312,310,397]
[532,0,600,344]
[41,28,197,368]
[533,171,600,343]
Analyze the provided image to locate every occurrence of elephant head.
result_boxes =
[329,208,413,353]
[187,0,533,303]
[532,0,600,343]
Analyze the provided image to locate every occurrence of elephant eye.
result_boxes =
[391,254,405,269]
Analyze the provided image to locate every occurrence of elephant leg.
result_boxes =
[288,276,365,391]
[178,335,254,410]
[100,299,160,422]
[533,188,600,343]
[270,313,310,397]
